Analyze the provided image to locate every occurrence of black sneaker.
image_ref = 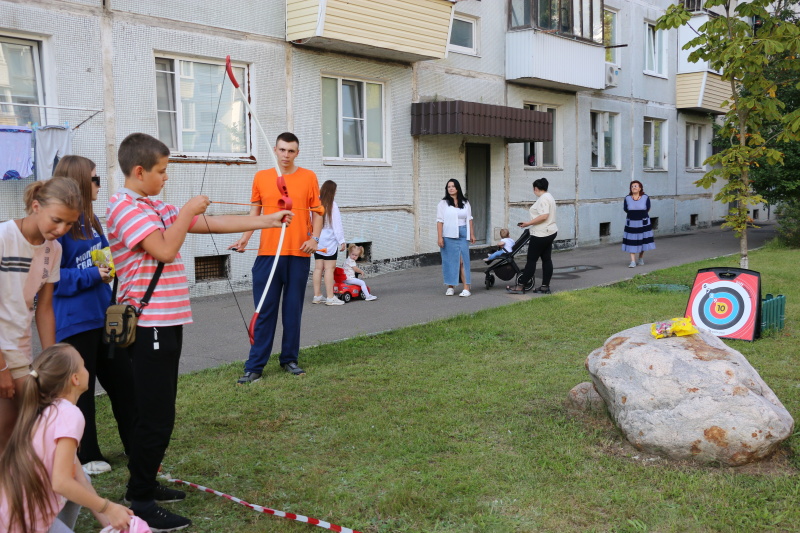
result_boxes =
[237,371,262,384]
[281,362,305,375]
[124,483,185,504]
[133,503,191,532]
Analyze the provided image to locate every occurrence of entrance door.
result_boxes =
[465,143,490,243]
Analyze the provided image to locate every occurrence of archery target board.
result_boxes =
[685,268,761,341]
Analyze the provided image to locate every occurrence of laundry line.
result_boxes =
[4,102,103,130]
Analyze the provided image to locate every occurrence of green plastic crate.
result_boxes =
[761,294,786,333]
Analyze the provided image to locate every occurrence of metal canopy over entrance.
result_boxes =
[411,100,552,143]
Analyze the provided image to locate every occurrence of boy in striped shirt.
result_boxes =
[107,133,292,532]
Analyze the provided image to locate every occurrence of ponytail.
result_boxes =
[23,177,82,215]
[0,344,80,533]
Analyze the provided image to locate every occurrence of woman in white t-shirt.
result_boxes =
[507,178,558,294]
[311,180,347,306]
[436,179,475,297]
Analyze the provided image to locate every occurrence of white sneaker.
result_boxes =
[459,290,471,297]
[326,297,344,306]
[311,295,325,304]
[445,287,455,296]
[628,261,636,268]
[637,258,645,266]
[82,460,111,476]
[365,295,378,301]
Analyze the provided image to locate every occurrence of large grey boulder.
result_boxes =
[585,324,794,465]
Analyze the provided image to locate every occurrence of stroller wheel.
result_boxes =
[517,274,534,292]
[485,274,495,290]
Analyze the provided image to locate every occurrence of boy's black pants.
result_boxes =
[126,325,182,501]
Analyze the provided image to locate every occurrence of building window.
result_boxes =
[322,76,385,161]
[508,0,604,43]
[643,118,666,170]
[604,10,618,64]
[685,123,705,169]
[449,14,478,55]
[644,23,666,76]
[155,56,249,157]
[591,111,617,169]
[0,36,44,126]
[524,104,558,167]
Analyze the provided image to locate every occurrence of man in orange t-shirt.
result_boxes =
[229,132,322,382]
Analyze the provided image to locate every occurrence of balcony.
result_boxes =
[676,72,729,114]
[676,14,730,114]
[286,0,456,63]
[506,30,605,91]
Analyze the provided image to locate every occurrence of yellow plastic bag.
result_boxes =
[91,247,115,278]
[651,317,699,339]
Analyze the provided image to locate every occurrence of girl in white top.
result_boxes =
[0,178,81,454]
[0,343,132,533]
[436,179,475,297]
[342,244,377,300]
[312,180,347,306]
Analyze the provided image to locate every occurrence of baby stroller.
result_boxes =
[483,229,533,291]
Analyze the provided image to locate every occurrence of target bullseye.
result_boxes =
[686,268,761,341]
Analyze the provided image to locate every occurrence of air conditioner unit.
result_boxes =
[605,64,619,88]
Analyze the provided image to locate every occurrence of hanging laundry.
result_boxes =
[0,126,34,179]
[34,125,73,180]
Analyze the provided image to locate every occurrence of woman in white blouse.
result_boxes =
[436,179,475,297]
[507,178,558,294]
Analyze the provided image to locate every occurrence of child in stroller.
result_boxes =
[483,229,533,291]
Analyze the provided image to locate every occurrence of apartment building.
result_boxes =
[0,0,750,297]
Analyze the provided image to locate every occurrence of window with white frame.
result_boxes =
[643,118,666,170]
[591,111,618,169]
[0,36,44,126]
[524,104,558,167]
[685,123,706,169]
[449,14,478,55]
[509,0,604,43]
[604,10,618,64]
[321,76,385,161]
[155,57,249,156]
[644,23,666,76]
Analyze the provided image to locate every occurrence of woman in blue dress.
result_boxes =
[622,180,655,267]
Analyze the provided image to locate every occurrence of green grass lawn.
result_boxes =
[81,242,799,532]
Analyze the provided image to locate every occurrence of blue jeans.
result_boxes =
[440,225,470,286]
[245,255,310,373]
[487,249,506,261]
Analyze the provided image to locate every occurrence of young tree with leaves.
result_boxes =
[657,0,800,268]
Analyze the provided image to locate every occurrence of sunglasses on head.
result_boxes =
[91,176,101,186]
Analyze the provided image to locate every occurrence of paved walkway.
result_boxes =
[179,224,777,376]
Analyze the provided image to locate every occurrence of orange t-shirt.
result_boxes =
[251,167,320,257]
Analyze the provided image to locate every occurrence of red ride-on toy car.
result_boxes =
[332,267,371,303]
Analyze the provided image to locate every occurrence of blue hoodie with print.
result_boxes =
[54,215,112,342]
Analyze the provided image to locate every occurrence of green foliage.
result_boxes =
[658,0,800,265]
[776,199,800,246]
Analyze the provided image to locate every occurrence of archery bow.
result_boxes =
[223,55,295,345]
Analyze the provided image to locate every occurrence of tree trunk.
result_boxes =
[739,228,749,269]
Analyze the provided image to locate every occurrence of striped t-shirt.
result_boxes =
[106,188,194,327]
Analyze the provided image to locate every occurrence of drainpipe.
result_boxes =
[100,3,117,194]
[412,62,420,254]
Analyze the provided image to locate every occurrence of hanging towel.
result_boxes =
[0,126,34,179]
[34,125,73,180]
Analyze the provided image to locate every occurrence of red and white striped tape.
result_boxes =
[167,478,362,533]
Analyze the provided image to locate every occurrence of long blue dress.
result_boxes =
[622,194,656,253]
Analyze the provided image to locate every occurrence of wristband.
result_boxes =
[0,363,8,372]
[312,236,320,243]
[99,498,109,513]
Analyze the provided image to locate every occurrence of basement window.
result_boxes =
[195,255,229,282]
[599,222,611,237]
[690,214,698,227]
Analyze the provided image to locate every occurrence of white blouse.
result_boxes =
[436,199,472,240]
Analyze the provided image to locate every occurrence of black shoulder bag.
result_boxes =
[103,262,164,358]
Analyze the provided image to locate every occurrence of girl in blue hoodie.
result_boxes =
[53,155,135,475]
